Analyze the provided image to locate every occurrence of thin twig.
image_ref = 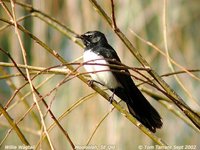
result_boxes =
[0,47,75,149]
[142,88,200,133]
[129,29,200,81]
[0,104,30,145]
[0,9,167,145]
[0,14,32,31]
[88,0,200,130]
[1,62,199,80]
[10,0,54,148]
[0,129,12,146]
[35,92,98,149]
[110,0,118,30]
[162,0,199,107]
[86,105,116,146]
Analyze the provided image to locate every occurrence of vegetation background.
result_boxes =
[0,0,199,149]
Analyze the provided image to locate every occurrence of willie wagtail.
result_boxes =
[76,31,162,132]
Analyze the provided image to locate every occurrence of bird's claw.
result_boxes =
[108,96,114,103]
[87,80,94,87]
[87,80,105,87]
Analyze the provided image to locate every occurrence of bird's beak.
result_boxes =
[75,34,83,39]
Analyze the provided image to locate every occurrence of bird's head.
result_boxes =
[76,31,108,49]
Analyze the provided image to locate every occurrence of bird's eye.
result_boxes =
[91,36,101,43]
[84,33,93,38]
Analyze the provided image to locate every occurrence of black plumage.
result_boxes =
[76,31,162,132]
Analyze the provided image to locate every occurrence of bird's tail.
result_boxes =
[113,87,162,133]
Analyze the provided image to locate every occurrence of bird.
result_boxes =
[76,31,162,132]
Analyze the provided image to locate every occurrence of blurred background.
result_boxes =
[0,0,200,149]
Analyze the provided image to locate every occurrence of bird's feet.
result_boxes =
[87,80,104,87]
[87,80,94,87]
[108,96,114,103]
[108,92,115,103]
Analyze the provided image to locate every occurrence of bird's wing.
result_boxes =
[94,46,133,89]
[96,47,162,132]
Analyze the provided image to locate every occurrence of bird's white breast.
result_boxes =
[83,50,120,89]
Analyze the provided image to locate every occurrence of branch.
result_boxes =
[0,16,167,146]
[110,0,117,30]
[0,46,75,149]
[0,104,30,145]
[88,0,200,130]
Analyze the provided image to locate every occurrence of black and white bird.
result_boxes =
[76,31,162,132]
